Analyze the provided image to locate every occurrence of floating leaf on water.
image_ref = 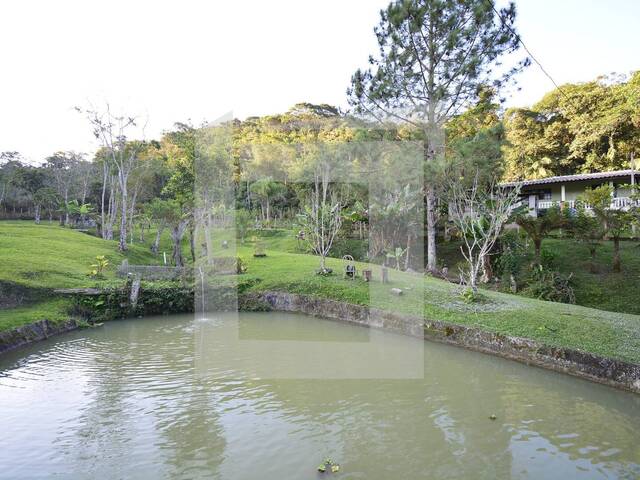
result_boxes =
[489,414,497,420]
[331,464,340,473]
[317,464,326,473]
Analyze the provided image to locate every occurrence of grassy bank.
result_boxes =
[0,299,71,332]
[0,221,162,330]
[1,221,639,364]
[235,244,640,364]
[439,237,640,315]
[0,221,159,290]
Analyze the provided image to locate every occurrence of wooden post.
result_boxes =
[381,267,389,284]
[363,269,372,282]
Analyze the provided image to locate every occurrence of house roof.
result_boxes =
[501,170,637,188]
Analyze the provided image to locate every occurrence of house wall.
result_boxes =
[523,176,635,202]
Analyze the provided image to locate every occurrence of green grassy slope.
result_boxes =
[0,221,166,328]
[0,221,160,290]
[1,221,639,363]
[439,237,640,315]
[235,244,640,363]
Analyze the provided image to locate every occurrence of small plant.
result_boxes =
[386,246,407,270]
[236,256,247,274]
[460,287,485,304]
[317,457,340,474]
[523,265,576,304]
[88,255,109,279]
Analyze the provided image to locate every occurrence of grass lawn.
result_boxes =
[439,236,640,316]
[0,221,161,290]
[235,243,640,364]
[0,299,71,332]
[1,221,639,364]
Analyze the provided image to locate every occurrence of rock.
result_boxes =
[391,288,403,296]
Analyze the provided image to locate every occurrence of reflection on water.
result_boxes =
[0,312,639,479]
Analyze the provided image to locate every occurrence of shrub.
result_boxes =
[522,265,576,304]
[496,230,528,292]
[236,256,247,274]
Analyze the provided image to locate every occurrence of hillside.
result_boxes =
[0,221,160,290]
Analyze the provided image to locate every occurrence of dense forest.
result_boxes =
[0,72,638,275]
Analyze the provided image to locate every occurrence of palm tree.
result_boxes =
[514,205,567,265]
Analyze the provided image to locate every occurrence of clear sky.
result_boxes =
[1,0,639,162]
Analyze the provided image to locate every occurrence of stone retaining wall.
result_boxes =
[0,319,80,355]
[255,291,640,394]
[1,290,639,394]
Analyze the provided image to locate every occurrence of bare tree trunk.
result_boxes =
[152,225,165,254]
[128,188,138,245]
[118,171,128,252]
[426,186,437,272]
[189,225,196,263]
[613,237,621,273]
[64,189,69,226]
[480,255,492,283]
[204,211,214,265]
[404,233,411,270]
[534,238,542,265]
[105,179,117,240]
[101,162,108,238]
[266,197,270,223]
[589,245,597,273]
[171,220,188,267]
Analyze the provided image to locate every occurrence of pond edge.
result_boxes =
[1,291,639,394]
[253,291,640,394]
[0,319,80,355]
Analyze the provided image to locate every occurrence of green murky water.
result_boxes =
[0,312,638,479]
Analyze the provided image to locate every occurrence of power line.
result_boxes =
[488,0,582,111]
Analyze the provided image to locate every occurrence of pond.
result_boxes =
[1,312,639,479]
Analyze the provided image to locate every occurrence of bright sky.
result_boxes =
[1,0,638,162]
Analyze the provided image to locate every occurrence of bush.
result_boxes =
[236,256,247,274]
[496,230,529,292]
[522,265,576,304]
[539,248,557,269]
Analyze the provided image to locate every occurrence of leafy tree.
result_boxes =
[503,72,640,179]
[235,208,252,243]
[514,206,567,265]
[162,122,197,262]
[568,205,605,273]
[449,176,521,292]
[65,200,94,226]
[13,166,46,222]
[147,198,172,255]
[580,185,634,273]
[249,177,286,223]
[348,0,528,271]
[0,152,24,209]
[146,198,190,267]
[45,151,83,225]
[79,105,144,251]
[33,187,59,223]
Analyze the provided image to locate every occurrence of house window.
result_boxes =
[526,189,551,200]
